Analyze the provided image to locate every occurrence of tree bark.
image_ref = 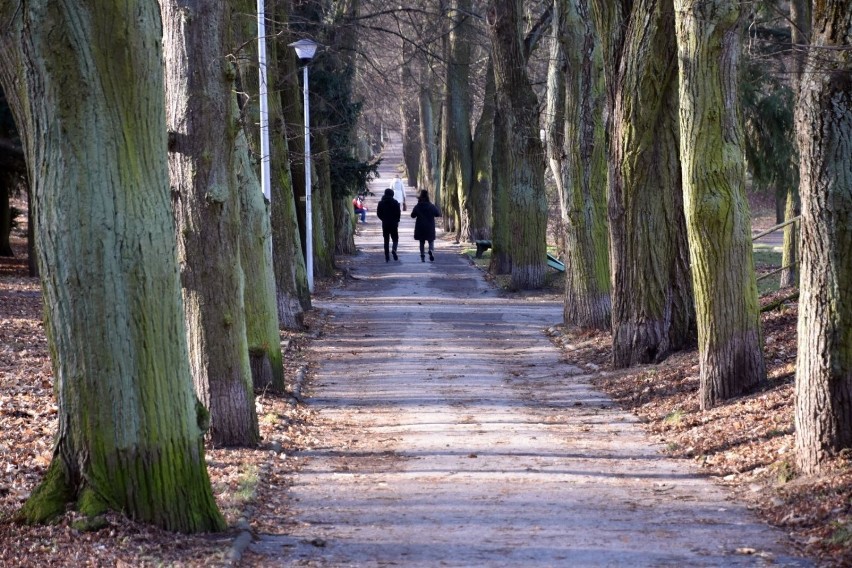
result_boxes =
[547,0,611,331]
[674,0,765,409]
[793,0,852,474]
[488,0,548,290]
[418,74,440,196]
[162,0,259,445]
[0,0,224,531]
[489,106,513,275]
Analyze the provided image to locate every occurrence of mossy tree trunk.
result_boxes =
[793,0,852,475]
[592,0,695,363]
[547,0,611,331]
[469,59,495,242]
[674,0,765,409]
[234,0,311,328]
[488,0,548,290]
[0,0,224,531]
[162,0,259,445]
[779,0,810,290]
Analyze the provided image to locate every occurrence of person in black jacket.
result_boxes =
[410,190,441,262]
[376,188,401,262]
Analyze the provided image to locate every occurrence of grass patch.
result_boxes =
[753,244,783,297]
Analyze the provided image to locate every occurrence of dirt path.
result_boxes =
[248,150,807,567]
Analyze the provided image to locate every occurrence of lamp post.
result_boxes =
[257,0,271,201]
[289,38,318,293]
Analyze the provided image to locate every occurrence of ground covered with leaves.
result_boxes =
[0,202,323,566]
[548,294,852,566]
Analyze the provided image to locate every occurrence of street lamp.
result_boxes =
[289,38,319,293]
[257,1,271,201]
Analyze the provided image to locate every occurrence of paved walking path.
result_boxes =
[248,138,806,566]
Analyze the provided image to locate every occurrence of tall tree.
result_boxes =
[0,0,224,530]
[674,0,765,409]
[487,0,548,290]
[400,40,422,188]
[591,0,695,364]
[162,0,259,445]
[546,0,610,330]
[441,0,475,241]
[793,0,852,474]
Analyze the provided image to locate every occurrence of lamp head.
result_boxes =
[289,38,319,64]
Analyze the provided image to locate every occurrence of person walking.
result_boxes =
[376,188,401,262]
[391,174,407,211]
[410,189,441,262]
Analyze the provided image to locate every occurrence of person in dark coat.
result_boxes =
[376,188,401,262]
[410,189,441,262]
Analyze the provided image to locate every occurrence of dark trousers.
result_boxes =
[382,225,399,258]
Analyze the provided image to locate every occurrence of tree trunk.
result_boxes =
[489,106,513,275]
[280,37,309,266]
[674,0,765,409]
[445,0,474,242]
[234,127,285,391]
[0,0,224,531]
[418,78,439,196]
[488,0,548,290]
[334,196,357,254]
[0,178,11,256]
[793,0,852,475]
[779,0,810,290]
[312,132,337,276]
[400,42,421,188]
[234,0,311,326]
[592,0,695,364]
[547,0,611,331]
[162,0,259,445]
[469,59,495,242]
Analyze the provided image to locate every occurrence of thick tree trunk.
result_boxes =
[547,0,611,331]
[488,0,548,290]
[779,0,810,290]
[793,0,852,475]
[469,60,495,242]
[234,0,311,326]
[162,0,259,445]
[234,128,285,391]
[592,0,695,364]
[674,0,765,409]
[0,0,224,531]
[334,196,357,254]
